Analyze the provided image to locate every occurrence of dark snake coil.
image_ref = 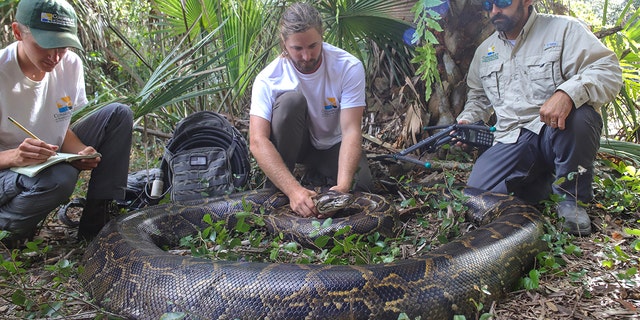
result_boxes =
[79,187,546,319]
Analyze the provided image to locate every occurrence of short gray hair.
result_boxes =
[279,2,323,40]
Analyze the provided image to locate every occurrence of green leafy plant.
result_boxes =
[522,226,583,290]
[410,0,444,101]
[594,159,640,213]
[314,0,417,89]
[601,4,640,142]
[0,232,100,318]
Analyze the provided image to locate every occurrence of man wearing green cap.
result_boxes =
[0,0,133,248]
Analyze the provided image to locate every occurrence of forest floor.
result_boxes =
[491,217,640,320]
[366,139,640,320]
[0,130,639,319]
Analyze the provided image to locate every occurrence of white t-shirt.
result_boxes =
[250,42,365,150]
[0,41,88,151]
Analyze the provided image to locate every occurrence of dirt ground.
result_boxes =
[494,230,640,319]
[378,158,640,320]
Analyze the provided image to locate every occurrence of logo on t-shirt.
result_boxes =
[322,97,339,117]
[53,96,73,122]
[324,97,338,110]
[57,96,73,113]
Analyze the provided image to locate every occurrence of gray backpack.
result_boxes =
[161,111,250,202]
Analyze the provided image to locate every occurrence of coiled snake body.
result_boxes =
[80,188,546,319]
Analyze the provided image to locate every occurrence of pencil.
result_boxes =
[7,116,41,140]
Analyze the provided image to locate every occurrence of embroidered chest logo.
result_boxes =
[544,41,559,51]
[482,45,499,63]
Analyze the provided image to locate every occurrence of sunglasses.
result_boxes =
[482,0,513,11]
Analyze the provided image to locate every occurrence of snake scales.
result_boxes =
[79,187,546,319]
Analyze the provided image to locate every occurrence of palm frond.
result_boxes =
[131,24,233,118]
[153,0,219,40]
[601,6,640,142]
[318,0,416,84]
[221,0,282,100]
[600,138,640,166]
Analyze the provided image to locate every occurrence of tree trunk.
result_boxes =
[365,1,494,149]
[430,0,493,124]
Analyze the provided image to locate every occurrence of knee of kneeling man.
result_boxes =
[108,103,134,123]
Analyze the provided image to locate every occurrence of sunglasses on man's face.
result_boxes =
[482,0,513,11]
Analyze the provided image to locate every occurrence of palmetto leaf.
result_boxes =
[600,138,640,166]
[318,0,416,80]
[130,24,232,118]
[601,5,640,141]
[153,0,219,40]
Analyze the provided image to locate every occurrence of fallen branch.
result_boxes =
[362,133,400,153]
[133,126,172,139]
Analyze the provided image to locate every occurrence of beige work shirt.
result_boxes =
[457,9,622,143]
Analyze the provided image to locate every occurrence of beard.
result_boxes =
[491,13,516,32]
[288,45,323,74]
[292,56,322,74]
[490,1,526,33]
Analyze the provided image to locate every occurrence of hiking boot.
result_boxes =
[77,199,118,242]
[557,201,592,236]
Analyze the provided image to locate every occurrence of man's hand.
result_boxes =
[11,138,58,167]
[70,146,100,170]
[288,187,319,218]
[540,91,574,130]
[454,120,472,150]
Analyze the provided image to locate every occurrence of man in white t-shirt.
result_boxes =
[249,2,373,218]
[0,0,133,248]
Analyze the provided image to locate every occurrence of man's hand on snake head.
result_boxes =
[289,188,319,218]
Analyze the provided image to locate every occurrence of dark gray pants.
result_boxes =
[270,91,373,191]
[0,103,133,239]
[467,105,602,204]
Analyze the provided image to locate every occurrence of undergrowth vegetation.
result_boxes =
[0,124,638,319]
[2,156,637,318]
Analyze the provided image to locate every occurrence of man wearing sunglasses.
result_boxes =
[456,0,622,236]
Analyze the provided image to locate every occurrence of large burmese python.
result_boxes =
[79,188,546,319]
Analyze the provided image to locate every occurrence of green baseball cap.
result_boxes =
[15,0,83,50]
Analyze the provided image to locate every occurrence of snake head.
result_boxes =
[312,190,355,217]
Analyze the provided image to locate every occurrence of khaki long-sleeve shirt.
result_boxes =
[457,9,622,143]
